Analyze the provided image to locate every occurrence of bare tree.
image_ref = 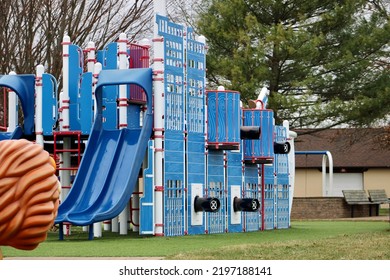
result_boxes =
[166,0,204,30]
[0,0,153,79]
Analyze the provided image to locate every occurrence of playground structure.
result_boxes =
[0,3,297,240]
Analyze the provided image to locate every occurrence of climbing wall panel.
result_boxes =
[207,150,226,234]
[243,164,261,232]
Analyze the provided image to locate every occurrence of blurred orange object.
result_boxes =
[0,139,60,254]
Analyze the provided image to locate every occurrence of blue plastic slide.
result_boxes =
[0,75,35,139]
[55,68,153,227]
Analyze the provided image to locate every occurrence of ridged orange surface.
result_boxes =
[0,139,60,250]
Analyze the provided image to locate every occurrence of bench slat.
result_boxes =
[368,189,390,204]
[342,189,384,218]
[342,190,371,204]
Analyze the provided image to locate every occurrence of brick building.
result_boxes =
[292,128,390,219]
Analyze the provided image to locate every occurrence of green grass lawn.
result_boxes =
[2,220,389,260]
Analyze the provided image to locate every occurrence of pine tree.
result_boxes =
[198,0,390,128]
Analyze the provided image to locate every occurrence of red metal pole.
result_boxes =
[261,164,265,231]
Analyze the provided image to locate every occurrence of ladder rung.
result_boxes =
[53,131,82,174]
[57,167,79,171]
[55,149,80,153]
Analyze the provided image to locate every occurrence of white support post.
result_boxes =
[61,35,72,235]
[86,42,96,72]
[91,62,104,237]
[93,62,102,92]
[87,41,97,119]
[58,92,65,202]
[93,223,102,238]
[7,71,18,132]
[153,0,167,237]
[35,65,44,146]
[62,35,71,132]
[59,92,63,131]
[118,33,129,235]
[118,33,128,130]
[103,221,111,232]
[111,217,119,233]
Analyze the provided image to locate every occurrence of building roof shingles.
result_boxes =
[294,128,390,169]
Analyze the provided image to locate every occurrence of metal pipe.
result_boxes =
[295,150,334,196]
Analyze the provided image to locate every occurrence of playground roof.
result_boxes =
[294,127,390,169]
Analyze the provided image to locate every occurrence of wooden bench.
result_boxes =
[368,189,390,219]
[342,190,379,218]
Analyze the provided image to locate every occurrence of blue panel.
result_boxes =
[102,101,117,129]
[244,164,261,232]
[208,150,224,179]
[97,42,119,130]
[264,184,275,230]
[276,184,289,229]
[226,92,241,143]
[96,51,104,66]
[156,15,184,38]
[160,19,185,132]
[165,132,185,178]
[244,164,259,183]
[127,104,141,129]
[261,110,274,158]
[0,75,35,135]
[79,72,93,134]
[264,164,276,229]
[140,141,154,234]
[158,15,186,236]
[101,85,118,130]
[207,150,226,234]
[157,15,185,132]
[275,125,289,185]
[227,150,243,233]
[207,93,217,142]
[186,26,205,137]
[187,91,204,134]
[217,93,227,141]
[68,44,83,131]
[243,109,274,162]
[206,91,240,148]
[187,133,205,184]
[42,73,58,135]
[98,43,118,70]
[227,151,242,183]
[164,179,185,237]
[207,150,225,178]
[274,126,290,229]
[164,130,185,236]
[264,164,275,185]
[0,127,22,140]
[186,27,205,92]
[186,132,205,235]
